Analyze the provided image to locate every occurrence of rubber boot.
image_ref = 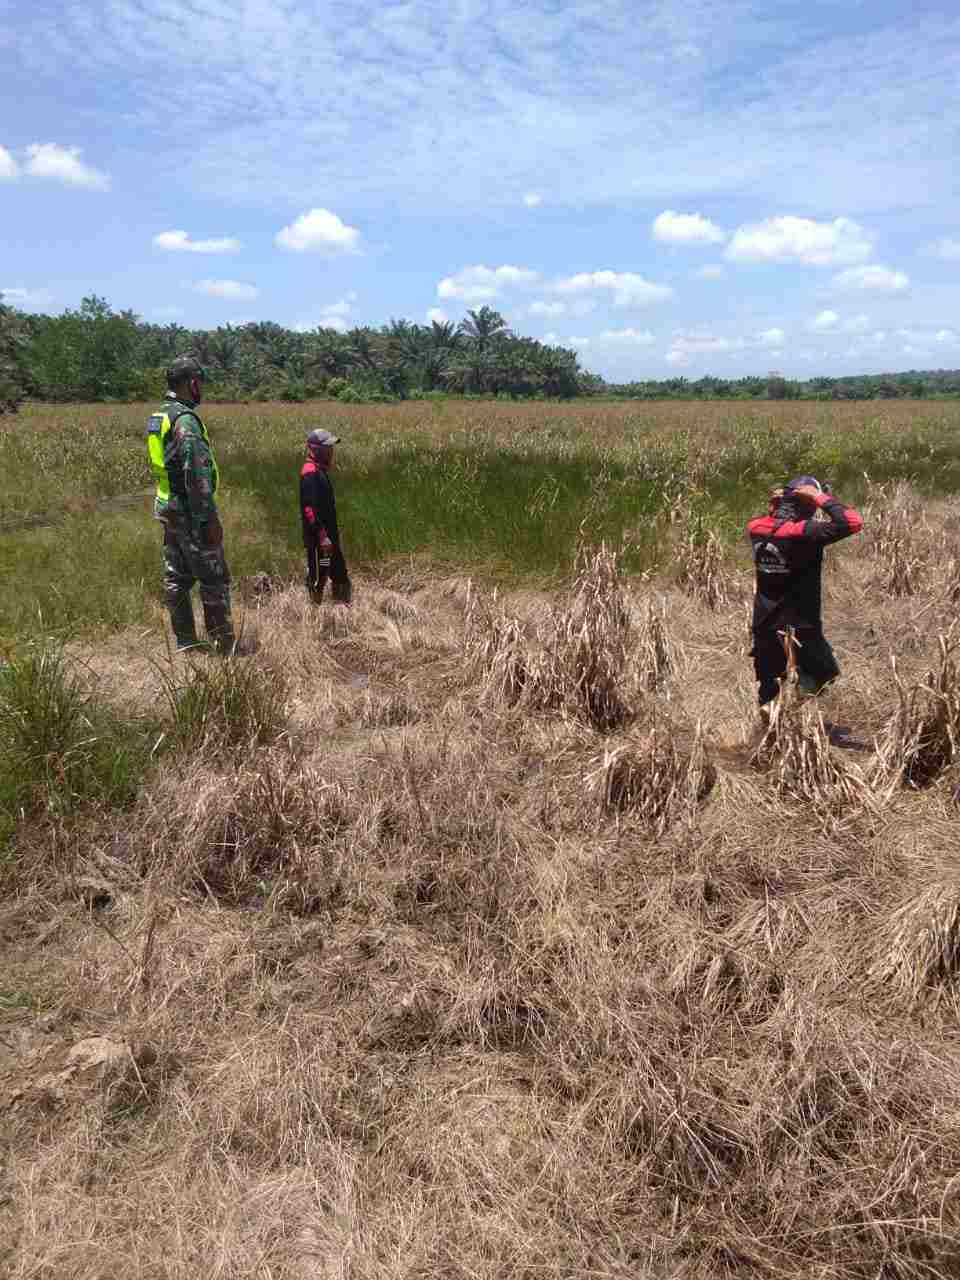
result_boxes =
[169,596,204,652]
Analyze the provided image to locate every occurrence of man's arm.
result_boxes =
[313,473,340,546]
[176,415,219,542]
[771,488,863,545]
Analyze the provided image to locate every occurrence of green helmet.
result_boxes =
[166,354,206,387]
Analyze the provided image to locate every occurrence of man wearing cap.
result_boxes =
[147,355,235,652]
[747,476,863,708]
[300,429,351,605]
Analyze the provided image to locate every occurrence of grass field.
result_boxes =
[4,397,960,640]
[3,399,960,1278]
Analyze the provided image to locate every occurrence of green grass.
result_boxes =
[4,398,960,641]
[0,642,155,843]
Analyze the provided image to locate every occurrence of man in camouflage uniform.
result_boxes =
[147,355,235,653]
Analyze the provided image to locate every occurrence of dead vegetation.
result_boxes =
[6,517,960,1280]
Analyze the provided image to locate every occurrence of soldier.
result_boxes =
[747,475,863,709]
[147,355,235,653]
[300,429,351,605]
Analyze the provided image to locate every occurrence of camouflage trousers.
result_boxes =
[160,518,233,650]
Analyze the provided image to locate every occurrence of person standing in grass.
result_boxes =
[300,428,352,605]
[147,355,235,653]
[748,475,863,709]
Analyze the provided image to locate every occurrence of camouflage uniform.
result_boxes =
[154,394,234,650]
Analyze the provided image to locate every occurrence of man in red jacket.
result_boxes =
[747,475,863,707]
[300,429,351,605]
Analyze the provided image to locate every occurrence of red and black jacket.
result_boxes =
[747,493,863,631]
[299,461,340,548]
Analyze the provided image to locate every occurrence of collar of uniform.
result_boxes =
[165,391,197,409]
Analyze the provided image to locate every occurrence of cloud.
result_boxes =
[523,192,543,207]
[151,305,185,320]
[0,145,18,179]
[192,279,259,302]
[154,230,241,254]
[426,307,448,324]
[551,270,673,307]
[694,264,725,280]
[275,208,361,254]
[529,300,566,316]
[845,313,870,333]
[758,327,785,348]
[725,216,873,266]
[936,329,958,344]
[565,328,655,348]
[0,286,55,310]
[437,264,539,302]
[810,309,839,331]
[830,264,909,293]
[652,210,725,245]
[23,143,110,190]
[928,238,960,261]
[664,329,739,366]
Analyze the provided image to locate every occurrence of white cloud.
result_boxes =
[152,305,185,320]
[668,329,736,355]
[694,264,725,280]
[275,208,360,254]
[566,328,655,348]
[551,270,673,307]
[192,279,259,302]
[23,143,110,190]
[845,313,870,333]
[928,238,960,261]
[665,350,690,367]
[810,309,839,331]
[426,307,448,324]
[0,145,18,179]
[936,329,958,343]
[154,230,241,254]
[652,210,725,245]
[758,327,785,348]
[830,264,909,293]
[529,300,566,316]
[1,286,55,310]
[437,264,539,302]
[523,192,543,207]
[726,216,873,266]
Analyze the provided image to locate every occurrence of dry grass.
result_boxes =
[8,499,960,1279]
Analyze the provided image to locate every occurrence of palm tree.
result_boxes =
[458,306,510,353]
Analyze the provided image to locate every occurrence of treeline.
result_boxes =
[605,370,960,400]
[2,293,958,412]
[0,295,590,410]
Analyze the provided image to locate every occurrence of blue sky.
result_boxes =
[1,0,958,380]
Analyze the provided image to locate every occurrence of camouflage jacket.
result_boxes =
[154,395,219,540]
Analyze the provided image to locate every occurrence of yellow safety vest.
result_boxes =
[146,402,219,503]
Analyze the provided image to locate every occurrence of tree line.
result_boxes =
[0,295,589,410]
[1,293,957,412]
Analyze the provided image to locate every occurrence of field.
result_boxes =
[3,398,960,1278]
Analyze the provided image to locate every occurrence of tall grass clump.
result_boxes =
[876,631,960,789]
[159,657,287,757]
[467,543,632,731]
[588,719,715,833]
[0,642,149,832]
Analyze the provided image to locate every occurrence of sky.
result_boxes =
[1,0,958,381]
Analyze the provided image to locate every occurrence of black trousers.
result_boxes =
[305,543,349,601]
[751,624,840,705]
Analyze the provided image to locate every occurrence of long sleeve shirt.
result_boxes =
[155,396,218,540]
[299,460,340,547]
[747,492,863,631]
